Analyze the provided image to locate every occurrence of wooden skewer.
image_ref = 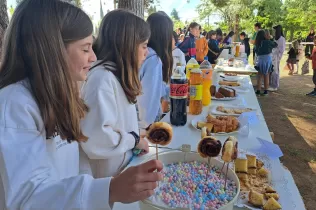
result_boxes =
[221,162,225,173]
[156,144,159,187]
[224,163,229,190]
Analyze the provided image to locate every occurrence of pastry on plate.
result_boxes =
[218,87,236,97]
[197,121,206,129]
[247,155,257,168]
[146,122,173,146]
[210,85,216,96]
[235,158,248,173]
[257,159,265,169]
[215,91,225,98]
[264,193,280,201]
[263,197,282,210]
[265,186,276,193]
[258,167,269,177]
[248,168,257,175]
[248,190,264,207]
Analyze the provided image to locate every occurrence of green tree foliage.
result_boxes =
[170,8,180,21]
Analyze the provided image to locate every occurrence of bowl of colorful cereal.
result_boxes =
[139,150,240,210]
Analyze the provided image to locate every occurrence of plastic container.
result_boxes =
[189,65,203,115]
[200,56,213,106]
[139,150,240,210]
[185,56,199,79]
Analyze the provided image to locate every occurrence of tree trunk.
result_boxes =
[114,0,116,9]
[233,14,239,42]
[118,0,144,18]
[0,0,9,59]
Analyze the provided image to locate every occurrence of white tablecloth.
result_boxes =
[113,71,306,210]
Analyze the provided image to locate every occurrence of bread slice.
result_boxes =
[218,87,236,97]
[248,190,264,207]
[235,158,248,173]
[263,197,282,210]
[264,193,280,201]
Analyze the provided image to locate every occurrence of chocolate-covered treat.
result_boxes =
[146,122,173,146]
[198,136,222,158]
[221,136,238,163]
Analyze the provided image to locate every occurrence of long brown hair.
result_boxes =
[93,9,150,104]
[147,12,173,83]
[0,0,93,142]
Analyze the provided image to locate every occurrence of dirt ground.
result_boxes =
[251,56,316,210]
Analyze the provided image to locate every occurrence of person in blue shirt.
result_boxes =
[178,22,199,62]
[207,30,221,64]
[254,30,278,96]
[137,12,173,126]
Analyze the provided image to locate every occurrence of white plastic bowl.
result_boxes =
[139,150,240,210]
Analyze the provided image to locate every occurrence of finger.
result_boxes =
[139,159,163,173]
[135,181,157,192]
[139,171,163,182]
[134,190,155,201]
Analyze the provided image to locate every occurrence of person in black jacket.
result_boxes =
[207,30,221,64]
[305,27,315,56]
[240,32,250,59]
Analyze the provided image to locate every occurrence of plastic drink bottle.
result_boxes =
[200,56,213,106]
[189,65,203,115]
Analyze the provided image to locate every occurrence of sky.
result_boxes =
[8,0,212,23]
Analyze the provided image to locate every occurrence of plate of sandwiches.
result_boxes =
[211,85,238,100]
[235,152,282,210]
[211,105,256,116]
[191,114,240,135]
[219,73,242,82]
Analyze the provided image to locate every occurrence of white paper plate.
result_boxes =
[210,105,256,116]
[191,115,240,136]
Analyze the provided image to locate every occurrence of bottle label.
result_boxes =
[170,83,188,99]
[190,85,202,100]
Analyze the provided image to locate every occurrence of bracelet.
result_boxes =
[129,131,140,148]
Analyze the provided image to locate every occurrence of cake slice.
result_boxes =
[248,190,264,207]
[258,167,269,177]
[215,91,225,98]
[257,159,264,169]
[263,197,282,210]
[248,168,257,175]
[235,158,248,173]
[218,87,236,97]
[246,155,257,168]
[210,85,216,96]
[205,123,214,135]
[237,172,248,181]
[265,186,277,193]
[264,193,280,201]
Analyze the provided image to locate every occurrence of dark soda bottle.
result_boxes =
[170,64,188,126]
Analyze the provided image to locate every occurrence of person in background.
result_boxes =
[178,22,199,62]
[176,27,182,36]
[286,40,299,75]
[216,28,223,45]
[196,25,208,63]
[179,34,185,43]
[223,31,235,45]
[172,31,186,69]
[223,33,227,37]
[240,32,250,59]
[80,10,150,179]
[305,27,315,57]
[138,12,173,126]
[306,36,316,96]
[207,30,221,64]
[202,29,208,37]
[251,22,262,63]
[270,25,286,91]
[254,30,278,96]
[0,1,163,209]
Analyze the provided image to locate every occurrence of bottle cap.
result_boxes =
[204,56,208,60]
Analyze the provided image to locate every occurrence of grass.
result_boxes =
[284,145,316,163]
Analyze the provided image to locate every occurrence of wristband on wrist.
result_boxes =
[129,131,140,148]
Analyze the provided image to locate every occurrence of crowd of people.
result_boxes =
[173,23,316,97]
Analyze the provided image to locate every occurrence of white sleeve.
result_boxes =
[278,37,286,59]
[0,96,112,210]
[80,85,135,160]
[180,50,186,66]
[138,56,163,125]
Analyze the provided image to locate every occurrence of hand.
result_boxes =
[135,137,149,156]
[109,159,163,203]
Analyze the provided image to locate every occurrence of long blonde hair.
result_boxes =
[0,0,93,142]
